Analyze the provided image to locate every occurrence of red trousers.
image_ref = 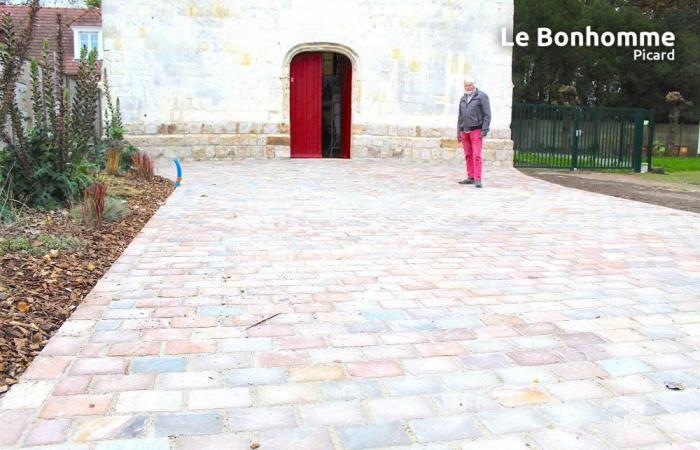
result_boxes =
[460,130,483,180]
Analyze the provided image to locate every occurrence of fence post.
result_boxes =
[647,111,655,170]
[618,116,626,163]
[571,107,580,170]
[633,111,643,173]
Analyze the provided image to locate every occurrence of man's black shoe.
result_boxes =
[458,178,475,185]
[475,179,482,188]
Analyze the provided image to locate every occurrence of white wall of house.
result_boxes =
[102,0,514,163]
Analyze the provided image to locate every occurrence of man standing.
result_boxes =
[457,77,491,188]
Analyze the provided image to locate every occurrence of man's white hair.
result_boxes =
[464,77,476,85]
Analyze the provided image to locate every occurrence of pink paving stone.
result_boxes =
[91,330,140,343]
[189,353,250,371]
[71,305,107,319]
[329,333,378,347]
[547,380,612,401]
[594,419,672,447]
[91,373,156,392]
[473,325,520,339]
[136,298,181,307]
[312,292,351,302]
[21,356,72,379]
[165,340,217,354]
[70,357,128,375]
[300,400,366,426]
[460,353,513,370]
[308,347,364,364]
[79,343,107,357]
[192,327,244,339]
[433,328,477,341]
[53,376,92,396]
[256,383,321,405]
[559,332,607,347]
[549,361,610,380]
[599,374,657,395]
[508,349,564,366]
[401,281,438,290]
[288,364,346,382]
[160,371,222,390]
[363,344,417,360]
[380,332,430,344]
[402,356,463,374]
[556,346,610,362]
[41,394,113,417]
[276,336,327,350]
[188,387,252,409]
[153,306,196,317]
[516,322,564,336]
[492,388,551,407]
[170,316,219,328]
[246,324,295,337]
[22,418,72,446]
[294,303,333,313]
[0,409,35,446]
[347,360,403,378]
[108,341,162,356]
[158,288,198,297]
[120,318,172,330]
[143,328,193,341]
[172,433,252,450]
[415,342,467,357]
[368,396,435,421]
[40,336,87,356]
[257,351,307,367]
[480,314,526,326]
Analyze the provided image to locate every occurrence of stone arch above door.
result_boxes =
[281,43,361,121]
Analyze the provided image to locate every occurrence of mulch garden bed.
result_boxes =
[0,175,173,395]
[520,169,700,214]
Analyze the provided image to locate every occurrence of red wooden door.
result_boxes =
[290,52,322,158]
[339,58,352,159]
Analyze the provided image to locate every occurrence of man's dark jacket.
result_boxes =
[457,89,491,138]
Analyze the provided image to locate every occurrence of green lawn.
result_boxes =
[514,152,632,168]
[651,156,700,172]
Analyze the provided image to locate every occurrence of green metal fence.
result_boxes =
[512,103,655,172]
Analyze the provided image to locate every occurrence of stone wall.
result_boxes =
[103,0,514,165]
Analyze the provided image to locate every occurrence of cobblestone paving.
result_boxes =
[2,160,700,450]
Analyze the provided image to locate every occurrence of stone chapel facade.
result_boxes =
[102,0,514,165]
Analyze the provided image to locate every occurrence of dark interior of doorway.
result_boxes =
[321,52,349,158]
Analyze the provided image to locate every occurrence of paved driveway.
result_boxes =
[2,160,700,450]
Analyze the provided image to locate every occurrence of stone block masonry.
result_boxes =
[126,120,514,166]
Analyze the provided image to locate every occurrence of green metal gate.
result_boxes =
[512,104,655,172]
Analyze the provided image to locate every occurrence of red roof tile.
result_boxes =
[0,5,101,76]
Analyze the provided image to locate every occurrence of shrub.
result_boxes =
[132,152,154,181]
[120,143,139,172]
[103,196,128,222]
[0,157,16,223]
[105,147,122,175]
[102,68,127,174]
[81,182,107,228]
[0,6,102,209]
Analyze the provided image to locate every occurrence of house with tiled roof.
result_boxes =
[0,5,102,77]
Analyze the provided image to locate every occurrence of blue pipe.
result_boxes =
[173,159,182,187]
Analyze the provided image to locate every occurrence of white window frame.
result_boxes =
[72,26,103,60]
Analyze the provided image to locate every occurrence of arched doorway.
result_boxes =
[290,52,352,158]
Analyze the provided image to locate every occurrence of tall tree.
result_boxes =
[513,0,700,123]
